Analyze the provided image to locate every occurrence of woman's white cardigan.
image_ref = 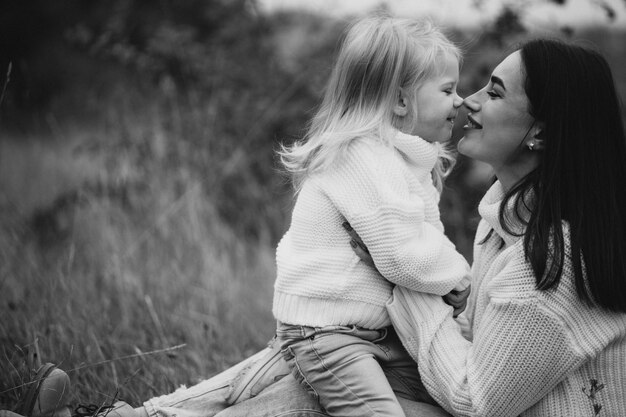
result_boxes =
[388,181,626,416]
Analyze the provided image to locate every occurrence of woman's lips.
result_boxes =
[464,114,483,129]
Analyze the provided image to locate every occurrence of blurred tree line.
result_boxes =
[0,0,339,245]
[0,0,624,257]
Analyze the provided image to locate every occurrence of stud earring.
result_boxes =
[527,141,536,151]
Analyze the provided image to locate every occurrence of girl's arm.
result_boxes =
[344,221,470,317]
[324,139,469,295]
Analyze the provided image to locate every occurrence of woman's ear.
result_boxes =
[393,88,409,117]
[527,121,546,151]
[526,138,545,151]
[531,121,545,139]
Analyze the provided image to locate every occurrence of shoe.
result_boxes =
[18,363,71,417]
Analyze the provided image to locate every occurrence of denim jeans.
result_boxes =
[275,323,434,417]
[143,344,450,417]
[217,373,450,417]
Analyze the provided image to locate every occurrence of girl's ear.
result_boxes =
[393,88,409,117]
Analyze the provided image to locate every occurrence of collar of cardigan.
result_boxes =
[478,181,532,247]
[392,130,439,174]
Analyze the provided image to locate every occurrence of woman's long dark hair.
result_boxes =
[499,39,626,312]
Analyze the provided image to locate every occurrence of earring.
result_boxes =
[527,141,536,151]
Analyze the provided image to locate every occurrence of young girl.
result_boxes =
[273,15,470,417]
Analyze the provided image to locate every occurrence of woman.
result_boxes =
[374,38,626,416]
[4,38,626,417]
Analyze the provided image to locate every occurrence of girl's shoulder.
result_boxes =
[339,135,404,168]
[347,134,393,154]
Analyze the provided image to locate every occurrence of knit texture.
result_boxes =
[273,132,470,329]
[387,181,626,416]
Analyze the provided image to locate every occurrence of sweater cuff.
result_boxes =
[387,286,452,335]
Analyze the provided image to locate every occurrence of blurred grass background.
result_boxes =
[1,0,625,410]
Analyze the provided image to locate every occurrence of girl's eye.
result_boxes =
[444,89,453,95]
[486,90,500,99]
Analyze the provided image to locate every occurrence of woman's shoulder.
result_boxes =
[483,238,539,300]
[484,220,574,298]
[484,223,626,343]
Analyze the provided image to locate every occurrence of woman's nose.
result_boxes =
[462,93,481,112]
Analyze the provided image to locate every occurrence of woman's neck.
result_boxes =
[494,169,521,192]
[494,159,539,192]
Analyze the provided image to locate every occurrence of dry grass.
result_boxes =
[0,95,280,410]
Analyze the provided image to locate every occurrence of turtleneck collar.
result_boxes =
[392,130,439,173]
[478,181,530,247]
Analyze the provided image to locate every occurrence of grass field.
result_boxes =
[0,96,281,410]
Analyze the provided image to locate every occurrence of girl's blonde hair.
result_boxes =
[280,14,461,191]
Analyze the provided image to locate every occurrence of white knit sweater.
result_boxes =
[387,181,626,417]
[273,132,470,330]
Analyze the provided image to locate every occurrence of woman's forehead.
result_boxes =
[492,51,525,93]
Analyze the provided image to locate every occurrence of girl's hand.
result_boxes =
[443,285,471,318]
[342,222,376,268]
[343,221,470,318]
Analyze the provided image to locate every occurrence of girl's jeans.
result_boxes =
[276,322,433,417]
[142,342,450,417]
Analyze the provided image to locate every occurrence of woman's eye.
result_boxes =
[486,90,500,99]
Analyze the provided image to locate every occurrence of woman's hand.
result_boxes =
[343,222,375,268]
[343,221,470,318]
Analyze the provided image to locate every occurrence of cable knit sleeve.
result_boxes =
[322,139,469,295]
[386,257,625,416]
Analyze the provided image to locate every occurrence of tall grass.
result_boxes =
[0,87,281,410]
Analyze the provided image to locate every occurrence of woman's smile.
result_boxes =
[464,114,482,130]
[457,51,539,184]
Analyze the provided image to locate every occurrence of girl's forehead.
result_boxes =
[439,52,460,68]
[423,51,459,72]
[433,53,460,81]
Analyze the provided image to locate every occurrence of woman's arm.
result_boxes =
[387,286,590,417]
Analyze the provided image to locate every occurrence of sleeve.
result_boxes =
[386,287,589,417]
[323,140,469,295]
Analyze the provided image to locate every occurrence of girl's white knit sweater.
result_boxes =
[387,181,626,416]
[272,132,470,330]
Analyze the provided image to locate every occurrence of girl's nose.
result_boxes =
[453,93,464,108]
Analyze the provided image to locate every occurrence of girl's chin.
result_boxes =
[437,131,454,143]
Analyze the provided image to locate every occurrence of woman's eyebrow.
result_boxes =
[491,75,506,91]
